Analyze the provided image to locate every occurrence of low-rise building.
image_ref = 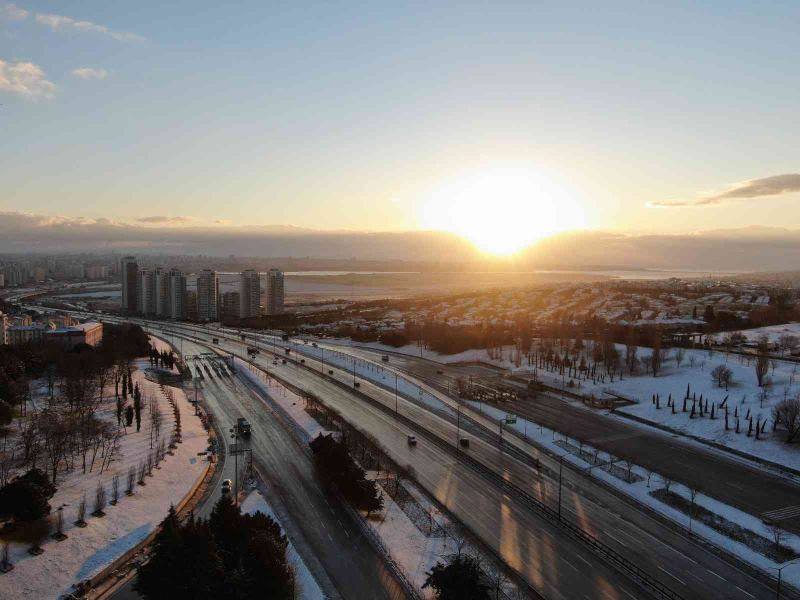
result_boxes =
[45,322,104,350]
[8,323,54,346]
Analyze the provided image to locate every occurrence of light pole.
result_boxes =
[557,456,563,520]
[395,372,398,415]
[456,403,461,450]
[230,425,239,506]
[774,558,800,599]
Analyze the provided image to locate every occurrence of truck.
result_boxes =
[236,417,251,437]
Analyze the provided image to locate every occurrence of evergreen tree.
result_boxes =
[424,554,490,600]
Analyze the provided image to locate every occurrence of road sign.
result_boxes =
[505,414,517,425]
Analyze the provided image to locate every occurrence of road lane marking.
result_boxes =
[736,586,755,598]
[658,566,686,586]
[706,569,725,581]
[575,554,591,567]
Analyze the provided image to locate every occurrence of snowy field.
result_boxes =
[240,491,324,600]
[1,338,209,600]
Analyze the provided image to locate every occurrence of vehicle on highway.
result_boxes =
[281,359,287,364]
[212,337,219,344]
[281,333,290,341]
[237,417,251,436]
[221,479,232,494]
[285,348,291,354]
[354,381,360,388]
[300,359,305,364]
[460,438,470,448]
[381,355,389,362]
[407,435,417,446]
[312,342,318,347]
[328,369,334,375]
[436,369,444,375]
[273,360,278,365]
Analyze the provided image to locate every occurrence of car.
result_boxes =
[381,355,389,362]
[407,435,417,446]
[312,342,318,347]
[281,359,287,364]
[273,360,278,365]
[221,479,233,493]
[436,369,444,375]
[460,438,470,448]
[328,369,334,375]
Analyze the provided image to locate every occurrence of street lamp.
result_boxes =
[229,425,240,506]
[773,558,800,599]
[557,456,564,520]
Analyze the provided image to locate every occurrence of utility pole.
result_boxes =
[557,456,563,520]
[230,425,240,506]
[395,372,398,415]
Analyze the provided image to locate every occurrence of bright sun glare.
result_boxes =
[421,168,584,256]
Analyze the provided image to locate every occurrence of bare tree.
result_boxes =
[767,522,786,554]
[127,466,136,495]
[660,475,673,493]
[93,481,107,517]
[675,347,685,368]
[755,336,770,387]
[773,396,800,442]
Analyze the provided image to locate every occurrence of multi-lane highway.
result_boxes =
[146,320,786,599]
[35,309,796,599]
[331,342,800,533]
[116,334,408,600]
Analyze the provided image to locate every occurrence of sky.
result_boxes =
[2,1,799,254]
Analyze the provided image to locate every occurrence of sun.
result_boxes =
[421,167,584,256]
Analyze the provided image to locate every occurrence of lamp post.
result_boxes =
[395,372,398,415]
[557,456,564,520]
[773,558,800,599]
[230,425,240,506]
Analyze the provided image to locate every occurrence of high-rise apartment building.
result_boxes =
[154,268,170,317]
[196,270,219,322]
[138,269,157,315]
[222,291,241,318]
[121,256,139,314]
[265,268,285,315]
[168,268,187,320]
[239,270,261,318]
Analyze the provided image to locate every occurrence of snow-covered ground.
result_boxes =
[729,323,800,346]
[240,491,324,600]
[2,338,209,600]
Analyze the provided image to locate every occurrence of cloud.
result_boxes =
[136,216,195,225]
[0,2,28,20]
[0,58,56,99]
[650,173,800,208]
[71,67,108,80]
[35,12,145,42]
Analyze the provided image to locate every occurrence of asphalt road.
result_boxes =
[60,315,794,599]
[186,326,778,600]
[115,334,407,600]
[337,343,800,532]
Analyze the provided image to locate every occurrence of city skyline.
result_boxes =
[2,2,799,256]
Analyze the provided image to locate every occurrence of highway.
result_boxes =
[117,334,408,600]
[41,311,794,598]
[333,342,800,533]
[155,321,785,599]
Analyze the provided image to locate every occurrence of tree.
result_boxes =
[0,468,55,523]
[674,347,685,368]
[134,387,142,433]
[711,365,732,388]
[703,305,715,322]
[650,331,662,377]
[424,554,490,600]
[773,396,800,443]
[755,336,770,387]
